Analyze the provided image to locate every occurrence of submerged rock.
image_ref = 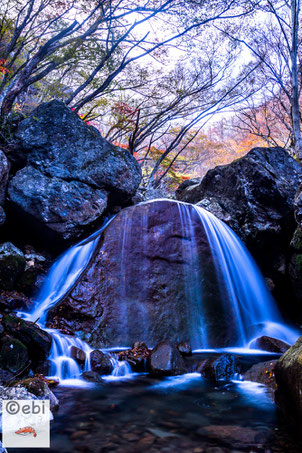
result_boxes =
[148,341,187,376]
[249,335,290,353]
[90,350,113,375]
[8,100,141,243]
[197,354,240,381]
[275,336,302,421]
[81,371,104,383]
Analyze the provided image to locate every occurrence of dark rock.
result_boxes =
[81,371,104,383]
[90,350,113,375]
[177,341,192,356]
[0,150,9,205]
[3,315,52,361]
[249,335,290,353]
[244,360,278,389]
[0,291,32,312]
[275,336,302,421]
[0,243,26,290]
[176,147,301,250]
[8,166,108,242]
[176,147,302,323]
[16,100,141,198]
[0,368,14,384]
[148,341,187,376]
[0,335,29,373]
[70,346,86,365]
[118,342,150,371]
[12,377,59,410]
[47,200,231,348]
[8,100,141,244]
[0,206,5,226]
[197,354,240,381]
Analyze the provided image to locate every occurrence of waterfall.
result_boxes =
[20,199,299,383]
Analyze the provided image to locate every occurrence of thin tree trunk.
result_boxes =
[291,0,302,159]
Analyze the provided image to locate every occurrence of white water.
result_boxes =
[20,200,299,384]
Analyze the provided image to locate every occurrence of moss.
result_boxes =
[290,227,302,251]
[296,254,302,275]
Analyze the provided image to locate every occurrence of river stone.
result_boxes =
[197,353,240,381]
[275,336,302,421]
[249,335,290,353]
[244,360,278,390]
[47,200,240,348]
[0,335,29,373]
[3,315,52,361]
[12,377,59,411]
[90,350,113,375]
[148,341,187,376]
[0,242,26,290]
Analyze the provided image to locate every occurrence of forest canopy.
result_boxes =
[0,0,301,189]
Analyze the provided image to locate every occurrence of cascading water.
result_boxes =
[21,199,299,384]
[176,202,298,349]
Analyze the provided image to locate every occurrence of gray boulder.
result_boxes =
[8,166,108,241]
[8,100,141,243]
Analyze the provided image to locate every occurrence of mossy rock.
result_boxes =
[0,335,29,373]
[0,243,26,290]
[3,315,52,361]
[291,227,302,251]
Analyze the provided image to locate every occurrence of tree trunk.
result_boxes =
[290,0,302,160]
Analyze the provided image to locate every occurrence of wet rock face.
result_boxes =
[0,242,26,290]
[197,354,240,382]
[244,360,278,390]
[90,350,113,375]
[176,147,302,250]
[249,335,290,354]
[0,150,9,226]
[47,200,236,348]
[3,315,52,361]
[8,166,108,241]
[275,336,302,421]
[7,100,141,243]
[0,335,29,373]
[148,341,187,376]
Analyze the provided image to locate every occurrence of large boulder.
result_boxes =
[47,200,238,348]
[148,341,187,376]
[7,100,141,243]
[275,336,302,421]
[3,315,52,361]
[8,166,108,241]
[176,147,301,250]
[90,350,113,375]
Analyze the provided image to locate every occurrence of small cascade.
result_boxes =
[27,217,114,326]
[47,329,92,381]
[108,355,133,378]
